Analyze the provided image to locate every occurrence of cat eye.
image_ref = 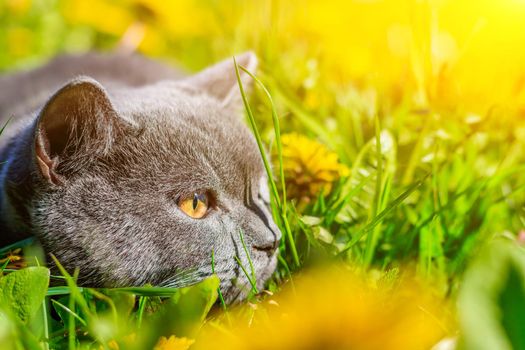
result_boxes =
[178,192,209,219]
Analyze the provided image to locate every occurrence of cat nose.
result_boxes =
[247,202,281,254]
[252,224,281,255]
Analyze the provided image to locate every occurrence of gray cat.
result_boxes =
[0,52,281,303]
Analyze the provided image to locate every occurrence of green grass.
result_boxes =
[2,2,525,348]
[234,58,300,269]
[2,56,525,348]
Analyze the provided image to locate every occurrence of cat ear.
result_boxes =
[180,51,258,112]
[34,77,121,185]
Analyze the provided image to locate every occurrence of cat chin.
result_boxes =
[256,251,278,291]
[222,251,278,304]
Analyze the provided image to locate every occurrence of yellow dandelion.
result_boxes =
[108,340,119,350]
[61,0,220,56]
[194,265,452,350]
[279,133,348,205]
[154,335,195,350]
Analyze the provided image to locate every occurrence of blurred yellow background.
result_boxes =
[2,0,525,115]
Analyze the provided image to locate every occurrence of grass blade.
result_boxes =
[235,59,300,267]
[238,230,257,289]
[239,67,287,210]
[339,173,430,256]
[0,117,11,137]
[51,299,87,327]
[234,256,258,295]
[0,237,35,256]
[234,57,280,208]
[111,287,180,297]
[211,249,227,311]
[363,115,384,265]
[69,269,79,349]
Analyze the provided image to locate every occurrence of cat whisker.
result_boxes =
[158,265,235,289]
[158,267,208,287]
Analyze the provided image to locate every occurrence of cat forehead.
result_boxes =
[104,83,265,181]
[114,84,249,145]
[110,82,237,126]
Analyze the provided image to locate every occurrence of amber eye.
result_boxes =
[178,192,209,219]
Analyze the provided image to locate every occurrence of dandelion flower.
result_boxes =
[194,265,451,350]
[279,133,348,205]
[154,335,194,350]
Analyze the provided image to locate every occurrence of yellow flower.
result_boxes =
[108,340,119,350]
[194,265,452,350]
[154,335,194,350]
[61,0,220,56]
[97,339,119,350]
[279,133,348,205]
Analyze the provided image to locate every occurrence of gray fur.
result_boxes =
[0,52,281,303]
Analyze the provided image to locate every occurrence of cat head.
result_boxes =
[8,52,281,303]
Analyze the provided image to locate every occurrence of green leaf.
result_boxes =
[0,307,43,350]
[313,226,334,244]
[499,263,525,349]
[133,276,220,350]
[105,290,136,318]
[0,267,50,324]
[166,275,220,336]
[0,308,20,350]
[458,240,525,350]
[300,215,322,226]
